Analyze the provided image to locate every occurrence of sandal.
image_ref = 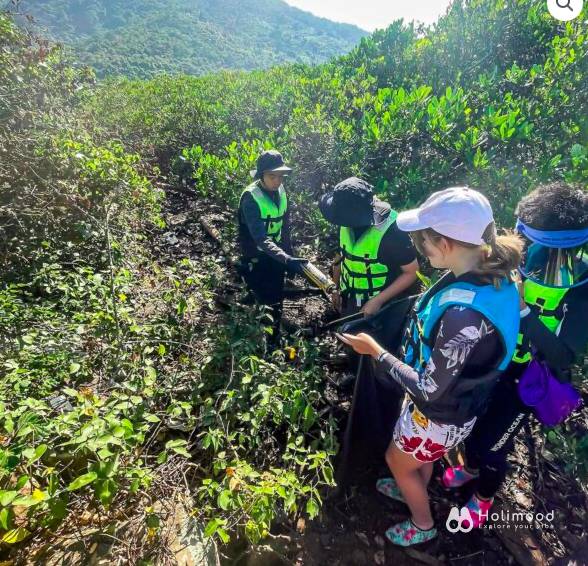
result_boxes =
[385,519,437,547]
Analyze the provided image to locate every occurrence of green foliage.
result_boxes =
[194,321,337,543]
[545,424,588,480]
[2,0,588,557]
[1,232,336,549]
[1,18,336,552]
[175,139,271,206]
[0,13,164,274]
[17,0,367,78]
[87,0,587,232]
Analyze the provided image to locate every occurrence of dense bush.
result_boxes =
[0,13,337,557]
[17,0,366,78]
[88,0,587,230]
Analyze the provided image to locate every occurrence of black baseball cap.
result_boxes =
[319,177,390,227]
[250,150,293,180]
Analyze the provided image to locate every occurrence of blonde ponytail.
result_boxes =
[470,223,523,288]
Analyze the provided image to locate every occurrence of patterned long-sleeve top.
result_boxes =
[377,306,502,402]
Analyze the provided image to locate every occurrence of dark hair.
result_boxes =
[411,223,523,288]
[516,182,588,230]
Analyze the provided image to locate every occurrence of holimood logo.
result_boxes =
[446,505,556,532]
[446,507,474,533]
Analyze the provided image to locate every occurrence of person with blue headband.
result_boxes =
[442,182,588,527]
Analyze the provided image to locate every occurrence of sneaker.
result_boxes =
[463,493,494,528]
[385,519,437,547]
[376,477,405,503]
[442,465,479,489]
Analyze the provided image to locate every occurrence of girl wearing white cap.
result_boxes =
[339,187,522,546]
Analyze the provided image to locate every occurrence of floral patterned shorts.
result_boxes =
[392,398,477,463]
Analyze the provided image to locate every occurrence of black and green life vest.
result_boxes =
[240,181,288,242]
[339,211,398,304]
[512,278,569,364]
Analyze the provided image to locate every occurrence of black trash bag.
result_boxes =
[334,296,415,492]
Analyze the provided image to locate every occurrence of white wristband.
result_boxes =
[520,306,531,318]
[377,350,388,363]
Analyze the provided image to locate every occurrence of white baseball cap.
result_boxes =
[396,187,494,245]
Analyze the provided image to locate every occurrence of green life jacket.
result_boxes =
[339,211,398,304]
[512,279,569,364]
[240,181,288,242]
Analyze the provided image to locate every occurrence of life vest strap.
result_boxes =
[340,247,381,264]
[529,301,565,319]
[262,214,285,226]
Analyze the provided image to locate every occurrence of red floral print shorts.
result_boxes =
[392,398,476,463]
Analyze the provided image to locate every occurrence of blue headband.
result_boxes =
[516,219,588,248]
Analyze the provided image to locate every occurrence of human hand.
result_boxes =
[336,332,386,358]
[286,257,308,276]
[360,296,383,317]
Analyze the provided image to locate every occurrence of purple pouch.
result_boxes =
[517,359,582,427]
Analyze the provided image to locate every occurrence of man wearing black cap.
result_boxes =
[319,177,419,344]
[237,150,308,342]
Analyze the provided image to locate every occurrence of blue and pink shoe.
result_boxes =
[376,477,405,503]
[385,519,438,546]
[442,465,479,489]
[463,493,494,528]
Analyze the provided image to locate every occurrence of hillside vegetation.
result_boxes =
[14,0,367,78]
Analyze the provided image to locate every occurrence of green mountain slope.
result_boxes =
[13,0,367,78]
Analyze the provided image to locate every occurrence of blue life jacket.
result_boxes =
[402,275,520,425]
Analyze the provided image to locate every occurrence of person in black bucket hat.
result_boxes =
[319,177,419,391]
[237,150,308,347]
[320,177,419,320]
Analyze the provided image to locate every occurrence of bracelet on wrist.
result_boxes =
[520,305,531,318]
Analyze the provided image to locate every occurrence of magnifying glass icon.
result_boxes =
[556,0,574,10]
[547,0,583,20]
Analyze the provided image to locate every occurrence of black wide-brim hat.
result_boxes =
[250,149,293,179]
[319,177,389,227]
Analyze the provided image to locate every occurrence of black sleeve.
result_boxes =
[378,224,417,269]
[558,287,588,358]
[520,311,575,369]
[377,307,499,402]
[240,192,292,265]
[522,287,588,368]
[281,207,293,257]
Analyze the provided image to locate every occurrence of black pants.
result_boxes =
[240,255,286,345]
[464,376,531,499]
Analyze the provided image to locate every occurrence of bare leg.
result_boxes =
[386,441,434,529]
[419,461,434,486]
